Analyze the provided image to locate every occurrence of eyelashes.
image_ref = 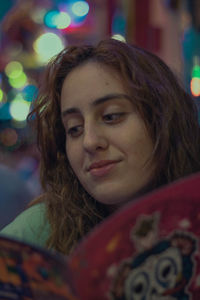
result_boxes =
[103,112,126,123]
[67,125,83,138]
[66,112,127,138]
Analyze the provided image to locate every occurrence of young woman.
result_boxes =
[1,39,200,255]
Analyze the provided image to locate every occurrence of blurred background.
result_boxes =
[0,0,200,228]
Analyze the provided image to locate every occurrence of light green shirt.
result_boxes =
[0,203,50,249]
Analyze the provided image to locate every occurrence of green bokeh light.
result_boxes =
[8,72,27,89]
[192,65,200,78]
[0,89,3,102]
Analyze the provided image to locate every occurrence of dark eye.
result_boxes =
[125,271,149,300]
[103,113,125,123]
[162,265,171,278]
[156,256,177,285]
[134,282,144,294]
[67,125,83,137]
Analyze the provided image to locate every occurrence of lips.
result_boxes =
[88,160,120,177]
[88,160,119,171]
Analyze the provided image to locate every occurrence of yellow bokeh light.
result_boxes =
[5,61,23,79]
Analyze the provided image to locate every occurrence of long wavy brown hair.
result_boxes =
[29,39,200,254]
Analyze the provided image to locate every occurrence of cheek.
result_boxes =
[127,133,153,164]
[138,135,153,153]
[66,142,81,173]
[66,143,74,168]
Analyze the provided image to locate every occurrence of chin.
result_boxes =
[91,184,154,210]
[94,192,133,208]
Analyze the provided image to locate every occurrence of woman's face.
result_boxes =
[61,62,155,208]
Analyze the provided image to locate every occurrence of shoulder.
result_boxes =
[0,203,50,249]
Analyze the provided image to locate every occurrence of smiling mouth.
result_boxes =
[89,161,120,177]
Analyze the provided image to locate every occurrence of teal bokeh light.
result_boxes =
[44,10,60,28]
[22,85,38,102]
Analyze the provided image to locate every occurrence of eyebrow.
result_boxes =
[61,93,132,119]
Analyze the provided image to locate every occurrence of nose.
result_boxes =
[83,122,108,153]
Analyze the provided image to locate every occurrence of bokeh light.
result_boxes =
[192,65,200,78]
[22,85,38,102]
[32,8,47,24]
[44,10,60,28]
[71,1,89,17]
[9,97,31,122]
[0,89,7,103]
[44,10,71,29]
[0,89,4,102]
[5,61,23,79]
[33,32,65,63]
[112,34,126,42]
[8,72,27,89]
[191,77,200,97]
[0,128,18,147]
[56,12,71,29]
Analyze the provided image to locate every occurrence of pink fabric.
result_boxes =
[70,172,200,299]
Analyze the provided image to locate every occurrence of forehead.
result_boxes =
[60,62,128,111]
